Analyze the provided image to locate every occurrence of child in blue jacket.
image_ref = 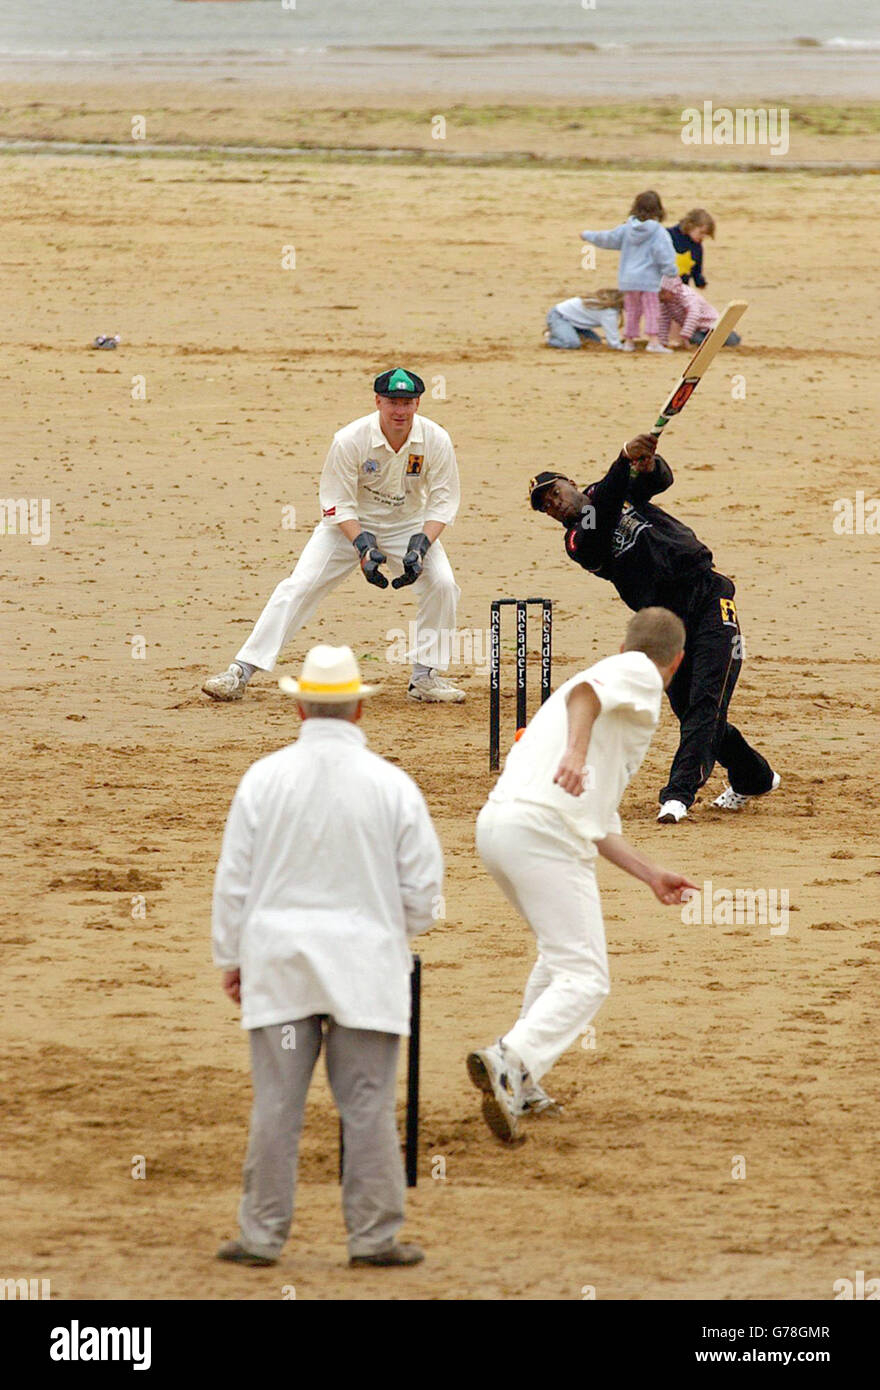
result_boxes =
[581,191,678,352]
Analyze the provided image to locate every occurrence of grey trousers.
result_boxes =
[237,1016,405,1259]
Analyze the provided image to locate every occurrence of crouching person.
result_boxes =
[659,275,741,348]
[545,288,624,349]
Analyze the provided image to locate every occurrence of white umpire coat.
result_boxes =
[212,720,444,1034]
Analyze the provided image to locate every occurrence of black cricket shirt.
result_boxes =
[563,453,715,618]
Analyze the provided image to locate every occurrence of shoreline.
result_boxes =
[0,45,878,100]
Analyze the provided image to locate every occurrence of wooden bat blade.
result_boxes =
[651,299,747,435]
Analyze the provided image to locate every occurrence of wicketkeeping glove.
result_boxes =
[391,532,431,589]
[352,530,389,588]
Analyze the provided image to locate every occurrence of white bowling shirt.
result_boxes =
[212,720,444,1033]
[489,652,663,845]
[318,411,460,532]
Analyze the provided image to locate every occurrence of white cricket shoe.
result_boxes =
[646,343,673,353]
[519,1076,562,1117]
[466,1041,525,1144]
[713,771,781,811]
[657,799,688,824]
[622,341,636,352]
[407,671,465,703]
[202,663,247,702]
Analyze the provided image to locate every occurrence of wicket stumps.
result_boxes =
[338,955,421,1188]
[489,597,552,770]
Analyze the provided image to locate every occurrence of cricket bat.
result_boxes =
[650,300,747,438]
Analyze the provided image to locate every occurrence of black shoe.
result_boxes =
[216,1239,276,1267]
[349,1242,425,1268]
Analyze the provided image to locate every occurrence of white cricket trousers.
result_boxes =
[476,799,610,1083]
[236,521,461,672]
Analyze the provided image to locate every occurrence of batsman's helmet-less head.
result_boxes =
[374,368,425,398]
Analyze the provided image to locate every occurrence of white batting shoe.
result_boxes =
[713,771,781,811]
[407,671,465,703]
[657,799,688,824]
[466,1041,524,1144]
[202,663,248,702]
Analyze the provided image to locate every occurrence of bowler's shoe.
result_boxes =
[519,1076,563,1116]
[349,1243,425,1268]
[202,663,248,702]
[466,1041,525,1143]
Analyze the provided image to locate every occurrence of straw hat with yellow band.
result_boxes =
[278,644,378,703]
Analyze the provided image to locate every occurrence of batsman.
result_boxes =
[529,435,779,822]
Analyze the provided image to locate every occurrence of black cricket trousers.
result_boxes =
[660,571,774,807]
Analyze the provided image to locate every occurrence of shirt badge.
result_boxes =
[362,458,379,474]
[406,453,424,475]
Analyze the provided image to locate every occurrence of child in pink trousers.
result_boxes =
[581,190,678,353]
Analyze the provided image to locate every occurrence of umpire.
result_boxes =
[212,644,443,1267]
[529,435,779,823]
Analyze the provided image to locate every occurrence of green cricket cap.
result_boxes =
[374,368,425,398]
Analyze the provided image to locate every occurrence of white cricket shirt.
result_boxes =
[319,410,460,532]
[212,720,444,1033]
[489,651,663,845]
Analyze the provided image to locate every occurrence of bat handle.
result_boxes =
[630,422,665,475]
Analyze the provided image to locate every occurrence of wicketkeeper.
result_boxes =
[203,369,465,704]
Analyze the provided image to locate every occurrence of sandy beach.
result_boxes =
[2,71,880,1302]
[3,79,880,167]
